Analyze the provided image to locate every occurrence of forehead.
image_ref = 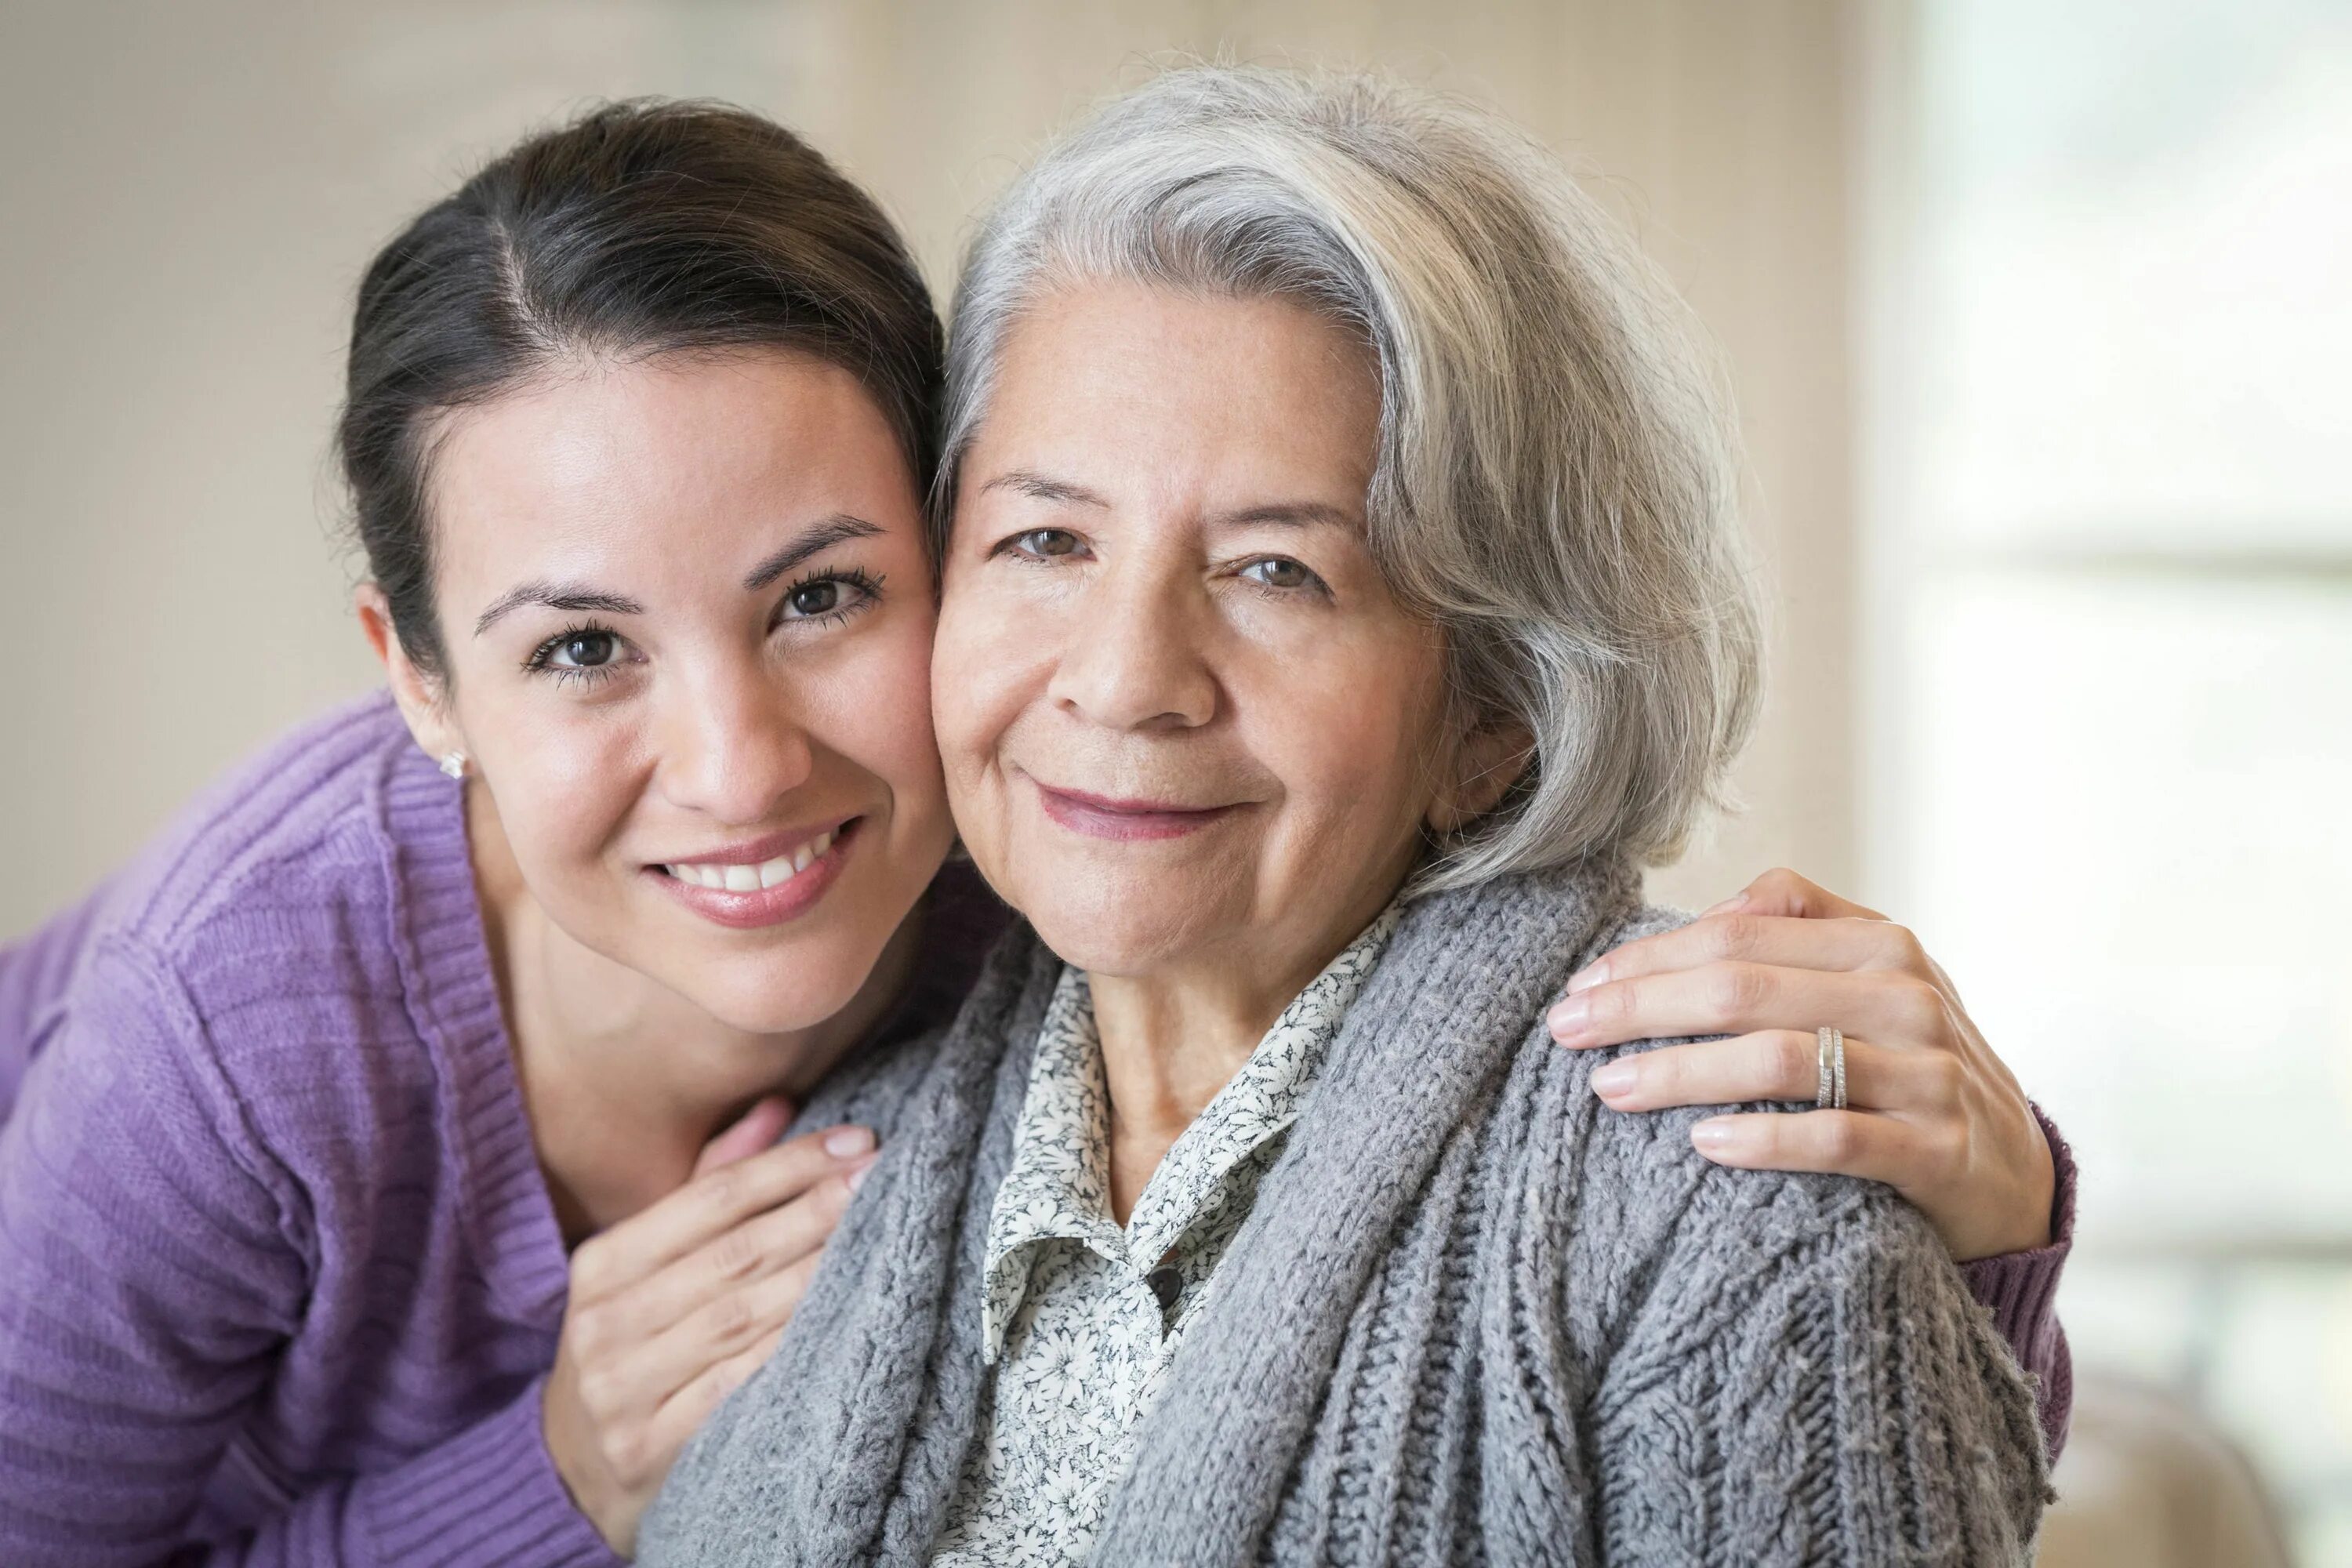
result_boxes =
[967,282,1381,505]
[427,350,920,579]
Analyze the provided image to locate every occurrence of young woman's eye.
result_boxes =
[548,630,618,668]
[1240,556,1326,593]
[775,569,881,625]
[786,579,845,618]
[524,622,634,686]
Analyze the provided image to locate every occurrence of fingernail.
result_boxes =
[1691,1118,1735,1152]
[1590,1061,1636,1097]
[1548,994,1591,1040]
[1564,960,1607,995]
[845,1155,877,1192]
[1698,892,1749,920]
[823,1125,874,1159]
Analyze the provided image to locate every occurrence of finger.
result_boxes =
[691,1094,797,1178]
[633,1251,822,1417]
[1549,963,1949,1053]
[1561,913,1927,1000]
[1695,866,1889,924]
[648,1320,791,1464]
[616,1163,863,1335]
[1588,1031,1924,1113]
[1690,1109,1931,1186]
[575,1125,876,1294]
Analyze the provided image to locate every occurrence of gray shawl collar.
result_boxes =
[643,858,1642,1565]
[642,855,2045,1566]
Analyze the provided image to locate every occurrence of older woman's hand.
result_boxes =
[1546,867,2055,1262]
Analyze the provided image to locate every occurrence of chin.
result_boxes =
[699,975,864,1037]
[1018,888,1218,979]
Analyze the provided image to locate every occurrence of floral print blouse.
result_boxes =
[930,905,1403,1566]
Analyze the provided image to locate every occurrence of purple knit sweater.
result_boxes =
[0,696,2075,1566]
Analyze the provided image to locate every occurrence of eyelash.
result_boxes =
[522,618,630,688]
[773,566,886,630]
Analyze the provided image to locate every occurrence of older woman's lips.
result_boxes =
[1033,783,1235,842]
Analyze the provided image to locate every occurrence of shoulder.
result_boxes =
[1449,880,1959,1334]
[34,695,474,1194]
[103,693,430,959]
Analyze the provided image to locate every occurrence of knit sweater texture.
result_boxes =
[642,860,2051,1566]
[0,695,1000,1567]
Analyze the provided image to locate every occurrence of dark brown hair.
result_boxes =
[338,99,942,679]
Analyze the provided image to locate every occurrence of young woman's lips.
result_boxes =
[645,817,860,930]
[1032,782,1236,842]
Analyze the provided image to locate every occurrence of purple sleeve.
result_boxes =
[1957,1104,2076,1462]
[0,935,619,1568]
[0,880,116,1121]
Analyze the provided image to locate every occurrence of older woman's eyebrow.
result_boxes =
[1214,501,1359,531]
[742,514,886,590]
[980,470,1111,509]
[473,585,644,637]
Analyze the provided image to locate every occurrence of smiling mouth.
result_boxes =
[1029,780,1239,842]
[659,825,843,891]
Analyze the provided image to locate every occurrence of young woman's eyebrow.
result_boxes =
[743,514,885,590]
[473,586,645,637]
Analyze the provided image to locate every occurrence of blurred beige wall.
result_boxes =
[0,0,1860,939]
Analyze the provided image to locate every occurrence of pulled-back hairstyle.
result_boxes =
[938,67,1762,888]
[339,99,942,680]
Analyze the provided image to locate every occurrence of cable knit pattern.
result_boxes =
[642,860,2050,1566]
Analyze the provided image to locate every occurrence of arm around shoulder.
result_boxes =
[1592,1169,2050,1566]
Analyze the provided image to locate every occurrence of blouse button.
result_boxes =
[1145,1265,1184,1316]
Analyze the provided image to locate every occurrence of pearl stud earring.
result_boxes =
[438,753,468,781]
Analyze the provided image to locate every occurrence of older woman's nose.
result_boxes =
[1047,569,1218,732]
[657,669,817,825]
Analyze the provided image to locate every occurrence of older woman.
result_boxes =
[643,67,2046,1566]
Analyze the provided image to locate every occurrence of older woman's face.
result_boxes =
[934,282,1470,979]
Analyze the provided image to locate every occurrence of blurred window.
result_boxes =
[1871,0,2352,1557]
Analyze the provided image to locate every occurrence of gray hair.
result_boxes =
[937,66,1762,891]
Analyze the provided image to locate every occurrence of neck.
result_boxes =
[466,785,920,1243]
[1087,885,1396,1225]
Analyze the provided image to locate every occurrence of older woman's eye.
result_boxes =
[1008,528,1085,560]
[1239,556,1326,593]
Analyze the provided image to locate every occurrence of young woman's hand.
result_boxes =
[542,1096,875,1555]
[1548,867,2055,1262]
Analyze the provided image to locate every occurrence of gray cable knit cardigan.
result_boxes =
[641,861,2048,1566]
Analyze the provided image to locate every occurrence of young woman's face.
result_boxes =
[408,350,953,1034]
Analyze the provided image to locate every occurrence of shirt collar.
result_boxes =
[978,902,1403,1363]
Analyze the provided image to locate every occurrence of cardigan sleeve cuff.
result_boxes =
[360,1376,623,1568]
[1958,1102,2076,1461]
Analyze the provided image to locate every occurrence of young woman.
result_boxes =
[0,100,2069,1567]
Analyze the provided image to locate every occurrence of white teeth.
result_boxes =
[668,826,842,893]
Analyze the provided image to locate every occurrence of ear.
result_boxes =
[1425,720,1533,836]
[355,585,462,763]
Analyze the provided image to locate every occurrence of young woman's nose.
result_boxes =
[1045,554,1218,731]
[655,665,817,825]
